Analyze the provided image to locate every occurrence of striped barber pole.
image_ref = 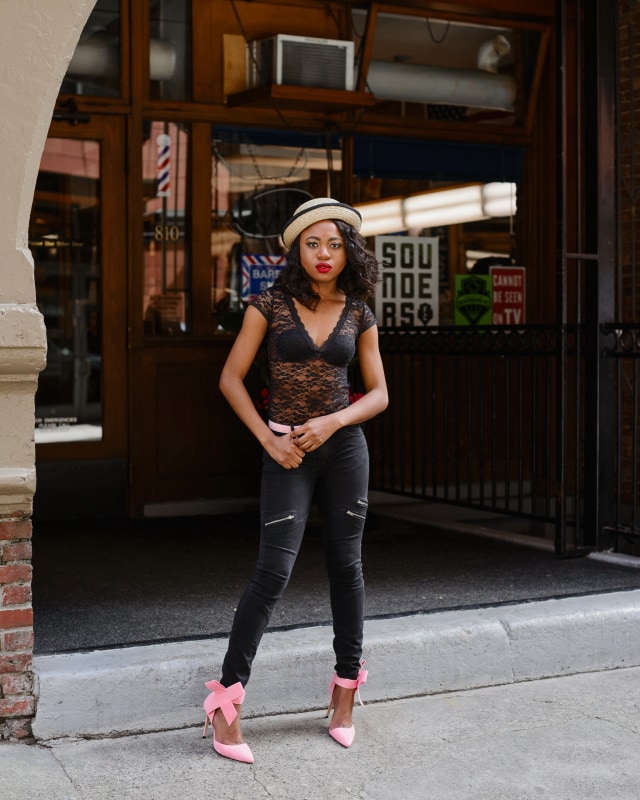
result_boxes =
[156,133,171,197]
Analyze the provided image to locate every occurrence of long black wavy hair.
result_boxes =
[273,219,380,310]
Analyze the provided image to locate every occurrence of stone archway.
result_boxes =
[0,0,96,741]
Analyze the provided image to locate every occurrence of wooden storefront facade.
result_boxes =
[31,0,570,521]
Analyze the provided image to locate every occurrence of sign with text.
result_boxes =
[241,254,287,303]
[490,266,526,325]
[374,236,439,327]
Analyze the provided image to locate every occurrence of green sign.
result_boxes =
[454,274,492,326]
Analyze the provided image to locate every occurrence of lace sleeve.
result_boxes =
[250,287,274,323]
[359,300,378,334]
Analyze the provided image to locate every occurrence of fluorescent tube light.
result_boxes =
[357,183,516,236]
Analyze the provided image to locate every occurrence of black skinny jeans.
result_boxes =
[220,425,369,687]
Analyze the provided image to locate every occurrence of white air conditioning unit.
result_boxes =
[247,35,355,92]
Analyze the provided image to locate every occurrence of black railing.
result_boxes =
[602,324,640,552]
[368,322,640,556]
[367,324,587,553]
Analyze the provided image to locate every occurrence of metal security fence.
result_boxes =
[367,321,640,557]
[601,325,640,552]
[366,324,586,554]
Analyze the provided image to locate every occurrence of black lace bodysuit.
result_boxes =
[251,286,377,426]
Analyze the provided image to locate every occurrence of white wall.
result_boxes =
[0,0,96,514]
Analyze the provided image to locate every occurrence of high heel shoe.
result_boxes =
[203,679,254,764]
[326,662,368,748]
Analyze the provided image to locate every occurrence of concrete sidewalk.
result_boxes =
[32,588,640,740]
[3,665,640,800]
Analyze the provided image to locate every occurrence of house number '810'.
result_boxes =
[154,225,180,241]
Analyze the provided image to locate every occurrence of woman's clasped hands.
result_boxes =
[266,416,336,469]
[267,432,305,470]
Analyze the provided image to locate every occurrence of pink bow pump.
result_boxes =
[203,680,254,764]
[326,662,368,748]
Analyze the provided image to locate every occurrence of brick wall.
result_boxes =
[0,519,34,740]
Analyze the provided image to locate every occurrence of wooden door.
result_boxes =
[32,118,128,466]
[127,121,261,516]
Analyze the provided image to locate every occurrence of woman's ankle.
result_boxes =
[329,685,355,730]
[212,703,244,745]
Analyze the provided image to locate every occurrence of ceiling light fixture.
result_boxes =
[356,182,517,237]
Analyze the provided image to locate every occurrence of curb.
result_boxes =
[32,588,640,741]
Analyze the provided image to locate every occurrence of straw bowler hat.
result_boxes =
[280,197,362,249]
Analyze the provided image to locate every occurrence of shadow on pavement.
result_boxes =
[32,511,640,654]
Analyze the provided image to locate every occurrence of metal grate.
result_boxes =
[367,325,584,553]
[281,41,349,90]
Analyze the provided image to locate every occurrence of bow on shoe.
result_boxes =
[203,680,246,725]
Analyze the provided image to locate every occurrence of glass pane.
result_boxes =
[143,121,191,335]
[62,0,121,98]
[149,0,192,101]
[211,133,342,332]
[353,9,542,128]
[30,139,103,443]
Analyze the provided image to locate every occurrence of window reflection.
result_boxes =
[30,139,103,442]
[143,121,190,335]
[149,0,191,101]
[352,9,544,127]
[62,0,121,98]
[211,135,342,331]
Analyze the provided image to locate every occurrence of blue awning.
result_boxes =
[353,136,524,182]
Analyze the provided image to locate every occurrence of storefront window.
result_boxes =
[31,139,103,442]
[353,8,547,130]
[210,132,342,332]
[143,121,191,335]
[61,0,121,98]
[149,0,192,101]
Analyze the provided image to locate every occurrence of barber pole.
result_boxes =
[156,133,171,197]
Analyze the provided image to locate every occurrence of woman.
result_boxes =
[203,197,388,763]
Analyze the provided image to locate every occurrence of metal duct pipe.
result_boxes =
[68,38,176,82]
[367,60,516,111]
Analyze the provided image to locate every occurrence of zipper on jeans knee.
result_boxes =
[348,499,368,520]
[264,513,295,527]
